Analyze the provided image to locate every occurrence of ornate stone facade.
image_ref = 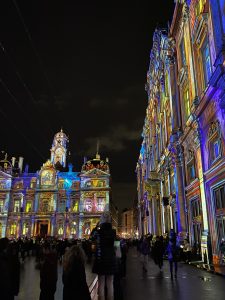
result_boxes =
[137,0,225,268]
[0,130,112,239]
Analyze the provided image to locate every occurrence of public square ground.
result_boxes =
[15,248,225,300]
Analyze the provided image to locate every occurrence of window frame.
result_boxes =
[201,39,212,88]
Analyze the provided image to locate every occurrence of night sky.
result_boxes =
[1,0,175,210]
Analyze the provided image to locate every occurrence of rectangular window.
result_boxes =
[214,140,220,158]
[0,200,4,212]
[42,200,49,212]
[72,200,78,212]
[191,199,201,218]
[14,200,20,213]
[97,198,105,212]
[202,42,212,87]
[190,165,196,179]
[10,223,17,235]
[187,161,196,183]
[210,138,221,164]
[180,39,186,67]
[184,88,190,121]
[214,185,225,211]
[25,201,32,213]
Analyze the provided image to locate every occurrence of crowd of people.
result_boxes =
[1,216,223,300]
[0,212,128,300]
[136,229,197,278]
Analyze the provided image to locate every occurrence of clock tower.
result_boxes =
[50,129,69,168]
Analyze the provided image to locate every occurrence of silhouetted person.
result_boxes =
[166,238,179,279]
[152,235,164,270]
[39,243,58,300]
[92,212,116,300]
[62,245,91,300]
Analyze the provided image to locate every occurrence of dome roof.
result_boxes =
[54,129,68,140]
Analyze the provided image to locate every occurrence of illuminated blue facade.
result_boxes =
[0,130,111,239]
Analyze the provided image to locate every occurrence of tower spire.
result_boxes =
[96,140,100,159]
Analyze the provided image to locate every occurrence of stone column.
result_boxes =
[193,120,209,264]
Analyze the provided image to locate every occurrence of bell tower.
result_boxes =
[50,129,69,168]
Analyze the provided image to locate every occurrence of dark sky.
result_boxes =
[0,0,175,210]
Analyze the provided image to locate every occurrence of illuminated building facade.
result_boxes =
[137,0,225,267]
[0,130,111,239]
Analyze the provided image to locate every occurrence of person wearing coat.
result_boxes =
[92,211,116,300]
[39,243,58,300]
[166,238,180,278]
[152,235,164,270]
[62,245,91,300]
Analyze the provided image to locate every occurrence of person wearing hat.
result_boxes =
[92,211,116,300]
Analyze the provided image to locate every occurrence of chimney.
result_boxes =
[106,157,109,163]
[11,157,16,167]
[83,156,87,164]
[18,157,24,173]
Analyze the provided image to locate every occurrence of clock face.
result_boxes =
[57,139,61,144]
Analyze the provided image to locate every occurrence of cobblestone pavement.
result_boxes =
[123,248,225,300]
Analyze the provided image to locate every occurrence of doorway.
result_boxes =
[36,220,49,237]
[40,224,48,237]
